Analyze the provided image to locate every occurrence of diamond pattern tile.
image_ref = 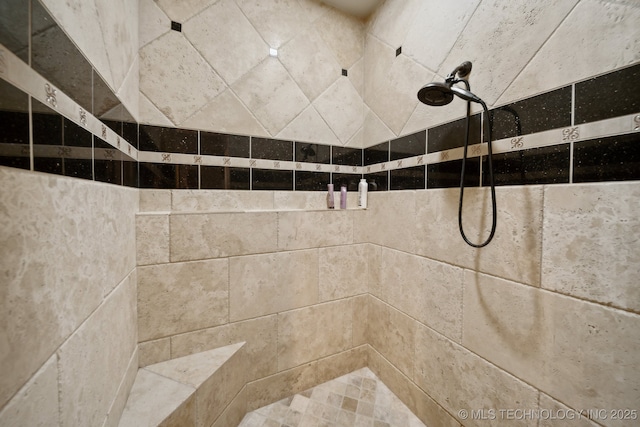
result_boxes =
[239,368,427,427]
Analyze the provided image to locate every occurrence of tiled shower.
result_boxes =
[1,0,639,426]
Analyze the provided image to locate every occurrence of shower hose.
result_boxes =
[457,79,497,248]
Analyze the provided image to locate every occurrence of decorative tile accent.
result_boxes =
[0,49,6,75]
[562,126,580,142]
[170,21,182,32]
[45,83,57,108]
[510,137,524,150]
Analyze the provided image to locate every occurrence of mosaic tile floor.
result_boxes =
[238,367,427,427]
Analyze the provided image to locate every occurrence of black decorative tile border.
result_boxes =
[0,2,639,192]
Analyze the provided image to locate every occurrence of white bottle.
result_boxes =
[358,179,368,208]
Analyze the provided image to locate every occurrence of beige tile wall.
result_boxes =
[0,167,139,426]
[135,183,640,427]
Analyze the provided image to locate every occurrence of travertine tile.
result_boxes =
[352,295,369,347]
[138,259,228,341]
[136,213,170,266]
[277,299,353,371]
[275,105,341,145]
[355,190,417,254]
[403,0,479,72]
[154,0,215,22]
[0,354,59,427]
[366,244,382,298]
[278,210,354,250]
[58,271,137,427]
[314,8,364,69]
[273,191,330,211]
[194,343,247,427]
[439,0,580,105]
[538,294,640,419]
[246,362,320,412]
[170,212,278,261]
[138,189,171,212]
[139,338,171,368]
[229,250,319,321]
[104,349,139,427]
[415,324,539,427]
[367,297,416,378]
[171,315,278,381]
[315,346,369,386]
[0,169,137,409]
[119,369,195,427]
[462,272,548,386]
[463,271,640,421]
[94,0,137,91]
[235,0,310,48]
[415,186,543,287]
[232,58,309,136]
[171,190,274,212]
[542,182,640,312]
[313,77,364,144]
[365,52,432,135]
[179,89,270,137]
[319,244,368,301]
[139,31,226,124]
[183,0,267,86]
[538,393,601,427]
[211,386,248,427]
[241,366,426,427]
[368,348,461,427]
[378,247,464,341]
[367,0,423,47]
[146,343,244,389]
[138,92,175,127]
[279,27,341,101]
[139,0,170,48]
[498,0,640,105]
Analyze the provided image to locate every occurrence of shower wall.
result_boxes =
[138,0,366,146]
[0,0,140,425]
[0,167,139,426]
[361,184,640,427]
[39,0,140,119]
[135,189,371,411]
[364,0,640,140]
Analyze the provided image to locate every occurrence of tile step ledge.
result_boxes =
[118,342,247,427]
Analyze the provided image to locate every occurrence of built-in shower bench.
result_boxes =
[118,342,246,427]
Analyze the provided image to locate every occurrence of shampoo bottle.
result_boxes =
[326,184,335,209]
[358,179,368,208]
[340,185,347,209]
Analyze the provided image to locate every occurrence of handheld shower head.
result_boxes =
[417,82,454,106]
[417,82,483,106]
[417,61,482,107]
